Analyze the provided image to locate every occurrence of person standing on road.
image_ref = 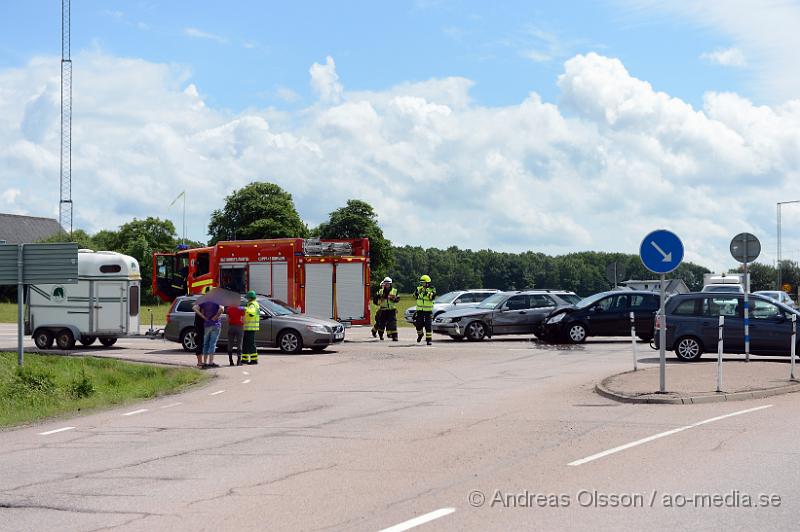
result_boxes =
[199,300,223,368]
[414,275,436,345]
[226,302,245,366]
[371,277,399,341]
[242,291,260,365]
[191,303,205,368]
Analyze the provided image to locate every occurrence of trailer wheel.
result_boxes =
[79,335,97,346]
[34,329,54,349]
[55,329,76,350]
[99,337,118,347]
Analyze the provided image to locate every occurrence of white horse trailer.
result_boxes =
[25,250,142,350]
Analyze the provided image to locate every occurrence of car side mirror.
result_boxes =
[592,305,603,313]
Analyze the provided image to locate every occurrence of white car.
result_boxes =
[754,290,797,309]
[403,289,500,323]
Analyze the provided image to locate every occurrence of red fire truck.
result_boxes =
[153,238,371,325]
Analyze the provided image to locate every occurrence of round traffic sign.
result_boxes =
[640,230,684,274]
[730,232,760,263]
[605,262,627,285]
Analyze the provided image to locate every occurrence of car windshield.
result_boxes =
[559,294,581,305]
[436,291,460,304]
[260,298,297,316]
[576,292,611,309]
[477,292,507,309]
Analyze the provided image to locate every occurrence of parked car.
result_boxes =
[656,292,800,361]
[403,289,500,323]
[431,290,581,341]
[754,290,796,309]
[164,295,345,354]
[539,290,660,344]
[702,284,744,294]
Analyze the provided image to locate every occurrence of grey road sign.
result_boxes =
[730,233,761,263]
[605,262,627,285]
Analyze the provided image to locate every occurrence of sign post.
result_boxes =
[640,230,684,393]
[730,233,761,363]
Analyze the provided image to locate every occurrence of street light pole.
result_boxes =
[777,200,800,290]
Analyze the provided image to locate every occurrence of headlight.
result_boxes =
[307,325,329,334]
[449,317,461,323]
[547,313,566,324]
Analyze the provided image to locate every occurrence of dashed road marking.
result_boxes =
[242,379,251,384]
[122,409,149,417]
[379,508,456,532]
[568,404,773,466]
[160,402,182,409]
[39,426,76,436]
[210,390,226,396]
[242,371,250,375]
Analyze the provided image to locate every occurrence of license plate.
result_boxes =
[335,332,344,340]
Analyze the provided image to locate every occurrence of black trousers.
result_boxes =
[414,311,433,340]
[374,309,398,338]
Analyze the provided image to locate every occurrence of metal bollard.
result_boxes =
[630,311,638,371]
[716,315,724,392]
[791,314,797,381]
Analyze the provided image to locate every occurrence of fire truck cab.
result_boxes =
[153,238,371,325]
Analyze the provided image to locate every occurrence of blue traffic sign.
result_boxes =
[640,230,684,274]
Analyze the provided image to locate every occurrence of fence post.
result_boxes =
[716,315,724,392]
[630,311,638,371]
[791,314,797,381]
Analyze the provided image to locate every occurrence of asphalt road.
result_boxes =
[1,324,798,531]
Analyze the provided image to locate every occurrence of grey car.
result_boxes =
[432,290,581,341]
[754,290,796,309]
[165,296,345,354]
[403,289,500,323]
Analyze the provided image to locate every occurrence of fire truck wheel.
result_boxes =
[79,335,97,346]
[99,337,118,347]
[34,329,54,349]
[55,329,76,350]
[278,330,303,354]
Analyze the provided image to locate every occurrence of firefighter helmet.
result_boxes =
[382,277,392,284]
[246,290,257,300]
[420,275,431,283]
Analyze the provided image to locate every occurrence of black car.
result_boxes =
[657,292,800,361]
[539,290,659,343]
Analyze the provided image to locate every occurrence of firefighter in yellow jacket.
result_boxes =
[371,277,399,341]
[242,290,260,365]
[414,275,436,345]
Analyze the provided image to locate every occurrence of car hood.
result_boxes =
[437,307,492,319]
[272,314,343,329]
[545,305,577,319]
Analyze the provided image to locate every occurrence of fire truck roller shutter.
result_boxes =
[304,263,334,319]
[335,262,365,321]
[248,263,271,297]
[272,262,289,303]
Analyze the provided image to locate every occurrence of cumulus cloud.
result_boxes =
[183,27,227,44]
[701,47,747,67]
[3,51,800,270]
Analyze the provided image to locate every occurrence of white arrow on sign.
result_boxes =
[651,241,672,262]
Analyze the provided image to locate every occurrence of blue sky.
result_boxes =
[2,1,800,271]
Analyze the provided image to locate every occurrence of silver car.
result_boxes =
[754,290,797,309]
[165,296,345,354]
[403,289,500,323]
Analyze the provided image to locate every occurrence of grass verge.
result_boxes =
[0,302,171,325]
[369,293,416,328]
[0,352,208,428]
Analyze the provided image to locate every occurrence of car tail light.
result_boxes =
[166,300,178,323]
[654,313,664,331]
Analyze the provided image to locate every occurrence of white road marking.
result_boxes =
[242,379,251,384]
[39,426,75,436]
[242,371,250,375]
[568,404,773,466]
[160,402,182,409]
[379,508,456,532]
[122,409,149,417]
[210,390,226,396]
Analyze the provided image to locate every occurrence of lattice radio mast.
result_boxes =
[59,0,73,237]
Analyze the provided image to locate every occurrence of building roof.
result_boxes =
[0,213,64,244]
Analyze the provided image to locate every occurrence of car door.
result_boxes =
[631,294,659,337]
[587,295,626,336]
[699,295,743,353]
[749,298,791,355]
[257,305,274,346]
[526,295,558,332]
[492,295,530,334]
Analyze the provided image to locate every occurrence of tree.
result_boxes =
[317,199,394,283]
[208,182,308,243]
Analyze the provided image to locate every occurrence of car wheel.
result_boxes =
[567,323,587,344]
[278,330,303,354]
[180,328,197,352]
[55,329,76,350]
[99,337,118,347]
[465,321,486,341]
[449,334,465,341]
[79,335,96,346]
[675,336,703,361]
[637,334,653,343]
[34,329,54,349]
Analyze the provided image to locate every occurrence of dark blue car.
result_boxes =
[659,292,800,361]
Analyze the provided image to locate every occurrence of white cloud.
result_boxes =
[2,188,21,204]
[701,47,747,67]
[4,51,800,271]
[309,56,343,103]
[275,86,300,102]
[183,27,227,45]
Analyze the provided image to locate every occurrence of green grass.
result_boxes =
[0,302,171,325]
[369,293,416,328]
[0,303,18,324]
[0,352,208,428]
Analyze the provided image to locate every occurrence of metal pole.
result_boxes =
[744,257,750,362]
[17,244,24,366]
[717,315,724,392]
[182,191,186,244]
[777,203,781,290]
[630,311,638,371]
[791,314,797,381]
[659,274,666,392]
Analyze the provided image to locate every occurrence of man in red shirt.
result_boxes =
[226,303,245,366]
